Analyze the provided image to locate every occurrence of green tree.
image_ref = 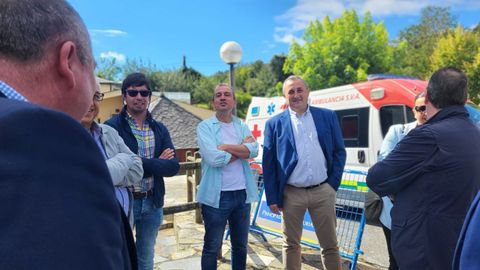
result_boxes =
[257,65,277,96]
[149,70,193,93]
[232,60,278,98]
[191,72,227,105]
[397,6,457,78]
[235,90,252,119]
[430,26,480,103]
[284,10,392,90]
[430,26,479,70]
[269,54,290,83]
[96,58,121,81]
[473,23,480,35]
[122,58,157,79]
[467,52,480,103]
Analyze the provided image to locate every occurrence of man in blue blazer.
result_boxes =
[263,75,346,270]
[453,191,480,270]
[0,1,136,269]
[367,67,480,270]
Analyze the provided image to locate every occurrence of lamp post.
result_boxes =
[220,41,243,115]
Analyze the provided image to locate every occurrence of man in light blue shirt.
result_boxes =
[263,76,346,270]
[196,83,258,270]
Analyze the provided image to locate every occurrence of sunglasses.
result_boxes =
[126,89,151,97]
[414,105,426,112]
[93,92,104,101]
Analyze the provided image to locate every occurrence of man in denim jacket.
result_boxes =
[196,83,259,270]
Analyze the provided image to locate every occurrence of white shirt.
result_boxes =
[288,108,328,187]
[220,122,246,191]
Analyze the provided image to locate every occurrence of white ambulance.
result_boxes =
[245,76,428,171]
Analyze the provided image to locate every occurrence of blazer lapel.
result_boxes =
[281,110,297,155]
[311,108,327,153]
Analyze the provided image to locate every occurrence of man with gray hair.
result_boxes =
[263,76,346,270]
[367,67,480,269]
[0,0,136,269]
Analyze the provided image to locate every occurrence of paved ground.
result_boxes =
[148,176,389,270]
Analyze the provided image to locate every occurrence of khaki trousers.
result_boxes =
[282,184,341,270]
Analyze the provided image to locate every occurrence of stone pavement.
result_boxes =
[150,176,388,270]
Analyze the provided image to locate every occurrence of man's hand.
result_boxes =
[229,155,238,163]
[242,136,255,144]
[217,144,228,151]
[159,148,175,160]
[269,204,282,214]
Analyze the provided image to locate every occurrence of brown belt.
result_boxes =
[133,189,153,200]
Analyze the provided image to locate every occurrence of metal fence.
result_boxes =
[246,169,368,269]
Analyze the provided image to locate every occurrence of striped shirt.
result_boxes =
[0,81,28,102]
[126,113,155,192]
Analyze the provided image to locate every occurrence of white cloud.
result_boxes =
[261,40,280,54]
[274,0,479,44]
[277,0,345,31]
[100,51,126,62]
[360,0,424,16]
[91,29,127,37]
[274,33,304,45]
[274,0,345,44]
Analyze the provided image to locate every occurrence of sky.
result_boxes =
[69,0,480,76]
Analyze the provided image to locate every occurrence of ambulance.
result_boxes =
[245,75,428,171]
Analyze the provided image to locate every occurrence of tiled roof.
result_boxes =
[172,101,215,120]
[97,77,121,84]
[150,96,203,149]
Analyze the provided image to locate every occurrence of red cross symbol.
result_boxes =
[252,124,262,139]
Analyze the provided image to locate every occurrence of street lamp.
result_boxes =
[220,41,243,114]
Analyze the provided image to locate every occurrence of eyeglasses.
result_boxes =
[126,89,151,97]
[94,92,104,101]
[414,105,426,112]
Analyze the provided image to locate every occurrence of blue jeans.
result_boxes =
[201,190,251,270]
[133,196,163,270]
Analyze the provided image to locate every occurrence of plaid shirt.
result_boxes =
[0,81,28,101]
[126,113,155,192]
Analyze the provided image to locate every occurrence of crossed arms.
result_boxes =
[197,121,259,167]
[217,136,256,163]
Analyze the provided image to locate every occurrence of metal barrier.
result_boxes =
[245,169,368,269]
[172,158,367,268]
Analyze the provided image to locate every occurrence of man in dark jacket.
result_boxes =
[367,67,480,270]
[0,0,136,269]
[105,72,180,270]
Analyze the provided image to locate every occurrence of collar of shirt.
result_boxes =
[89,121,102,137]
[289,106,310,119]
[125,110,136,122]
[125,110,150,129]
[211,114,241,125]
[89,122,108,160]
[0,80,29,102]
